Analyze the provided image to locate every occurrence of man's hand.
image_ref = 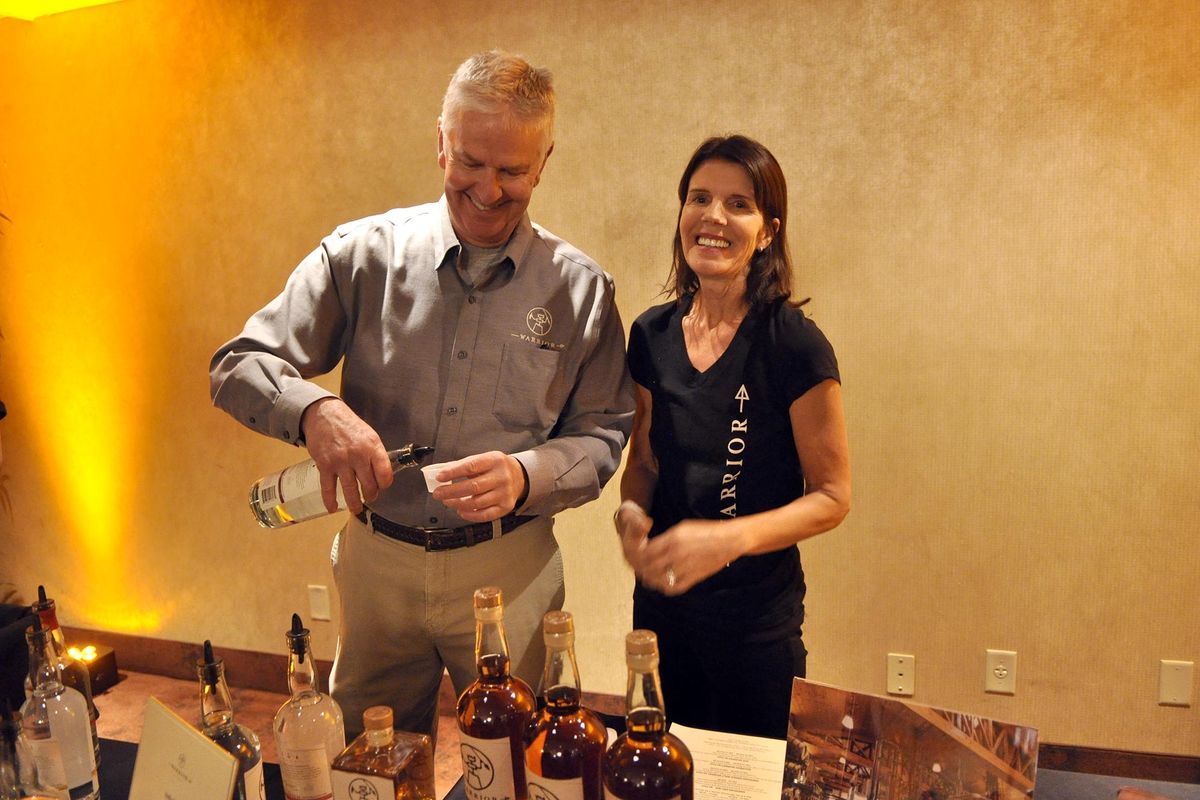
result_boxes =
[300,398,393,514]
[614,500,653,578]
[430,451,527,522]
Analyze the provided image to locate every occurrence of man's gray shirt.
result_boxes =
[210,197,634,527]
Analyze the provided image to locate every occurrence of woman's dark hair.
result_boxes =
[667,134,797,308]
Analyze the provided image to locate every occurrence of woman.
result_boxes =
[615,135,851,738]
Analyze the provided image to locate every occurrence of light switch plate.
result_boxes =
[307,584,332,621]
[1159,660,1194,706]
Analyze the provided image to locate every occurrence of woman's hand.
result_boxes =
[638,518,745,596]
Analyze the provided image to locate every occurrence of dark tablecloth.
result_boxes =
[98,738,285,799]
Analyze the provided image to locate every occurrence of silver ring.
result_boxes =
[665,567,677,588]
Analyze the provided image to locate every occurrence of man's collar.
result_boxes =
[434,195,535,271]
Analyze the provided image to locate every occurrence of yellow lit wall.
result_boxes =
[0,0,1197,753]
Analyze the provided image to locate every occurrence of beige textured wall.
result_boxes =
[1,0,1197,754]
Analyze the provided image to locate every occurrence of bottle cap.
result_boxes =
[286,613,309,662]
[473,586,502,609]
[542,610,574,649]
[363,705,393,731]
[473,586,504,622]
[626,629,659,670]
[198,640,223,687]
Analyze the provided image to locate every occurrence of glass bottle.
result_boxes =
[524,611,606,800]
[329,705,434,800]
[28,587,100,768]
[273,614,346,800]
[603,630,693,800]
[19,617,98,800]
[197,640,264,800]
[456,587,537,800]
[249,444,434,528]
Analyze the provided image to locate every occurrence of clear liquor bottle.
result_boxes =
[456,587,537,800]
[524,611,606,800]
[249,444,434,528]
[602,630,693,800]
[28,587,100,768]
[19,618,98,800]
[2,705,57,800]
[197,641,264,800]
[273,614,345,800]
[329,706,434,800]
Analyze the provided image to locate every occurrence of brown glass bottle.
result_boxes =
[330,705,434,800]
[456,587,537,800]
[603,631,693,800]
[524,611,606,800]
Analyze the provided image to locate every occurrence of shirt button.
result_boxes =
[457,350,468,359]
[468,295,478,304]
[249,416,256,424]
[447,407,458,416]
[430,517,438,524]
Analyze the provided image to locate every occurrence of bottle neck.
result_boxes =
[541,645,582,712]
[198,664,237,733]
[625,660,667,738]
[25,628,63,697]
[364,726,394,749]
[287,645,320,699]
[475,609,512,681]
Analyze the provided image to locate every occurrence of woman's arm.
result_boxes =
[639,378,851,595]
[614,382,658,576]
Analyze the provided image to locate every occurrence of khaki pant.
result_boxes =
[328,514,563,738]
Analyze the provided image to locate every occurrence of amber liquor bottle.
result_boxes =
[197,641,264,800]
[524,611,606,800]
[456,587,537,800]
[603,630,693,800]
[330,706,434,800]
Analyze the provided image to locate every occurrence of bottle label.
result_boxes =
[280,745,333,799]
[25,735,69,789]
[243,759,265,800]
[459,733,518,800]
[528,774,586,800]
[331,769,393,799]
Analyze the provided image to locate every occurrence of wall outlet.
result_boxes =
[887,653,915,696]
[1159,660,1194,706]
[986,649,1017,694]
[307,584,332,621]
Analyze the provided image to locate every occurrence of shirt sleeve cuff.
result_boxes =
[273,382,338,446]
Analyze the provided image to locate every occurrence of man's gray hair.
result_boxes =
[441,50,555,142]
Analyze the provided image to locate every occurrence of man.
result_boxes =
[210,51,633,735]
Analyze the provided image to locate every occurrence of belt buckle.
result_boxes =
[418,525,455,552]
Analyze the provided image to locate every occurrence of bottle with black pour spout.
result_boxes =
[273,614,345,800]
[197,640,264,800]
[249,444,434,528]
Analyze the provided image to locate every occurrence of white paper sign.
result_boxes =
[128,696,239,800]
[670,723,786,800]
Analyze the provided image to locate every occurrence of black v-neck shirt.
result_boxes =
[628,295,840,599]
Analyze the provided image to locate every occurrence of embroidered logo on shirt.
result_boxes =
[526,307,553,335]
[720,384,750,518]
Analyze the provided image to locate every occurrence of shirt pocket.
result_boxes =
[493,342,565,430]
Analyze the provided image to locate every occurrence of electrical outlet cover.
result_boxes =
[986,649,1017,695]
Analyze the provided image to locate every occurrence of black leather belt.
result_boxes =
[356,509,536,551]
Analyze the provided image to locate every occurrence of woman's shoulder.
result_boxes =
[762,300,834,351]
[632,298,683,333]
